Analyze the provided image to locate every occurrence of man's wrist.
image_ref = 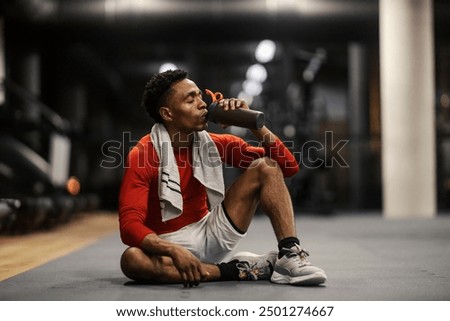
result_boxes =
[252,126,277,147]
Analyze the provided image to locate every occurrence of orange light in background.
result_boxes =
[66,176,81,196]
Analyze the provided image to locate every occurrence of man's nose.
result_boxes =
[198,98,207,109]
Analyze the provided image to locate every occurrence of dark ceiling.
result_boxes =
[3,0,380,41]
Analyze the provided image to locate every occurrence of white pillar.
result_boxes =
[380,0,436,218]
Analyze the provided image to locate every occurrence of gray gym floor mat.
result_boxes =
[1,213,449,301]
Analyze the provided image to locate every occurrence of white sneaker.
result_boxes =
[231,251,278,281]
[270,244,327,286]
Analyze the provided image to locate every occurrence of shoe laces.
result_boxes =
[236,260,273,281]
[282,244,311,266]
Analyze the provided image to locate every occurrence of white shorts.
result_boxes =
[158,204,246,263]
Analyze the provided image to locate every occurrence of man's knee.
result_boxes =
[120,247,159,282]
[121,247,140,279]
[248,157,283,179]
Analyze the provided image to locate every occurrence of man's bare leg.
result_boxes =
[223,157,296,241]
[120,247,221,286]
[224,157,327,286]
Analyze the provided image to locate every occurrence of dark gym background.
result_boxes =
[0,0,449,230]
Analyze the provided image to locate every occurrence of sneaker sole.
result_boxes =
[271,271,327,286]
[231,251,277,261]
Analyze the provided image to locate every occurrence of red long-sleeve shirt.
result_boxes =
[118,132,299,247]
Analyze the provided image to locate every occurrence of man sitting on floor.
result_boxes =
[118,69,326,287]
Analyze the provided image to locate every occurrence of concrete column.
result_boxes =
[56,84,89,183]
[380,0,436,218]
[348,43,370,209]
[56,84,88,126]
[12,50,41,123]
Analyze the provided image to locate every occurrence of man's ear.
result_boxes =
[159,107,172,122]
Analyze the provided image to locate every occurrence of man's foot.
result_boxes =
[231,251,278,281]
[271,244,327,286]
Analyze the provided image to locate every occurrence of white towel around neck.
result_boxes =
[150,123,225,222]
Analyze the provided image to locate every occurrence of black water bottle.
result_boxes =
[207,102,265,130]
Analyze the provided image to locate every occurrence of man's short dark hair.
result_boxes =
[141,69,188,123]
